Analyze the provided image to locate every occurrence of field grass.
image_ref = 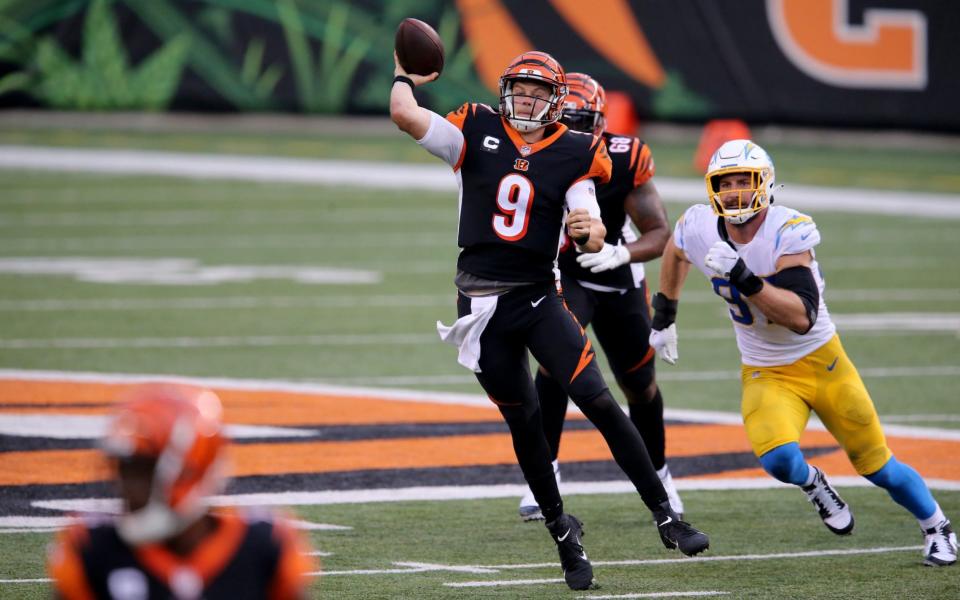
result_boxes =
[0,129,958,598]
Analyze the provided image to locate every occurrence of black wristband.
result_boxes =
[572,233,590,246]
[393,75,415,90]
[651,292,678,330]
[729,259,764,296]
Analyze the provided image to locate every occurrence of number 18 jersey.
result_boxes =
[673,203,836,366]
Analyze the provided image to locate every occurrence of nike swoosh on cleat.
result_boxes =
[557,528,571,542]
[826,357,839,371]
[531,295,547,307]
[658,516,673,527]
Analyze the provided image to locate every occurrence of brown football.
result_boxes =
[395,18,444,77]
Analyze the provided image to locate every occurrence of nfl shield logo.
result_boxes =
[519,145,531,156]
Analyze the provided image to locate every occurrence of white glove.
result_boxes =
[704,241,740,278]
[649,323,678,365]
[576,242,630,273]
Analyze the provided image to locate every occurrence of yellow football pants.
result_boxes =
[740,334,891,475]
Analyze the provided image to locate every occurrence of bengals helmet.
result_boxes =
[102,383,228,544]
[705,139,777,224]
[561,72,606,135]
[499,51,567,133]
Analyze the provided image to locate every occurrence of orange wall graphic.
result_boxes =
[767,0,927,89]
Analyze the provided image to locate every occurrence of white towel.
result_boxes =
[436,294,498,373]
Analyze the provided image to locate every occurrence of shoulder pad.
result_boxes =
[773,210,819,255]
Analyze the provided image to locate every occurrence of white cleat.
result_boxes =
[801,466,854,535]
[922,519,958,567]
[518,460,560,521]
[658,464,684,518]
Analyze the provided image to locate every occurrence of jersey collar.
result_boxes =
[500,118,569,157]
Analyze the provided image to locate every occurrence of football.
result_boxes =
[395,18,444,77]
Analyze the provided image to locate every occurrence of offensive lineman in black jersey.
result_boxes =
[47,384,314,599]
[518,73,685,521]
[390,50,709,589]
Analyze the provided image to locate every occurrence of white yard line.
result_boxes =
[1,545,921,585]
[1,311,958,349]
[444,545,920,588]
[0,514,349,532]
[883,414,960,422]
[322,365,960,387]
[0,414,317,439]
[0,333,439,349]
[1,146,959,218]
[0,289,953,312]
[0,295,457,311]
[0,232,454,250]
[579,593,729,599]
[443,578,566,588]
[0,208,452,227]
[30,478,960,518]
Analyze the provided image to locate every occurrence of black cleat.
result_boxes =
[653,501,710,557]
[546,513,596,590]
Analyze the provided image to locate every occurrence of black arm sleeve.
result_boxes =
[651,292,678,330]
[770,266,819,334]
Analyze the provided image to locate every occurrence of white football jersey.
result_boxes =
[673,203,836,366]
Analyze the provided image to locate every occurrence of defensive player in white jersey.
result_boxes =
[649,139,956,567]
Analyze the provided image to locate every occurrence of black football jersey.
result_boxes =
[49,512,307,599]
[557,132,656,289]
[446,103,612,283]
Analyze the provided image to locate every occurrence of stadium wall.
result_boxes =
[0,0,956,131]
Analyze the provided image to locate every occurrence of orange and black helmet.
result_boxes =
[561,72,606,135]
[499,51,567,133]
[103,383,229,543]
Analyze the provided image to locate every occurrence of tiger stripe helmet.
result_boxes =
[499,51,567,133]
[102,383,229,544]
[561,72,607,135]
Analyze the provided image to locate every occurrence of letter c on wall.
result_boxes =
[767,0,927,89]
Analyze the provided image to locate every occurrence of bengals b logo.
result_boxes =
[513,158,529,172]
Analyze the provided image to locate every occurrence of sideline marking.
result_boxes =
[320,365,960,387]
[0,312,955,349]
[444,545,922,587]
[29,478,960,517]
[0,289,953,312]
[0,544,933,584]
[1,145,958,218]
[579,593,729,599]
[0,414,317,439]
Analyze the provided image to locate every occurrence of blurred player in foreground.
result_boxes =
[47,383,316,598]
[650,139,956,567]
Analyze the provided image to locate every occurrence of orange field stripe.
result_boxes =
[0,380,502,425]
[3,379,958,488]
[0,425,723,486]
[0,423,751,486]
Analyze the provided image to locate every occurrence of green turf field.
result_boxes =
[0,129,959,598]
